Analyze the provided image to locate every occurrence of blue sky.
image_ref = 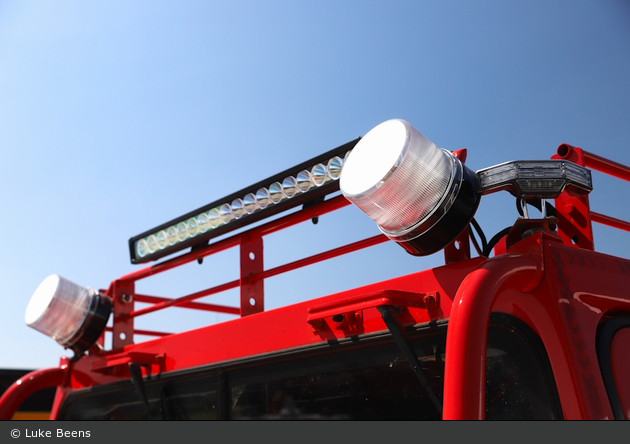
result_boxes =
[1,0,629,369]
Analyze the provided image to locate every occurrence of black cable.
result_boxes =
[470,228,483,257]
[483,226,512,257]
[470,218,488,253]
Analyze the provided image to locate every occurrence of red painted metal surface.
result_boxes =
[442,250,544,419]
[0,367,67,420]
[591,211,630,233]
[128,279,240,318]
[259,233,388,280]
[306,289,438,330]
[240,233,264,316]
[553,143,630,249]
[134,293,239,314]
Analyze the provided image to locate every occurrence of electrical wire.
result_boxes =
[468,218,486,257]
[483,226,512,257]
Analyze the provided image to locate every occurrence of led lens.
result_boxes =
[243,193,257,214]
[197,212,210,233]
[177,222,189,241]
[340,119,479,255]
[296,170,312,192]
[341,119,453,233]
[256,188,270,209]
[137,239,148,258]
[187,217,199,237]
[25,275,112,354]
[219,203,233,224]
[311,164,327,187]
[282,176,298,198]
[231,198,245,219]
[157,230,168,249]
[269,182,283,203]
[167,226,178,245]
[147,235,158,253]
[327,156,343,180]
[208,208,221,228]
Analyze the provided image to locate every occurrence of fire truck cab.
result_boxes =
[2,119,629,420]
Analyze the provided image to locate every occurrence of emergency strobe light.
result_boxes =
[340,119,479,256]
[25,275,112,356]
[476,160,592,199]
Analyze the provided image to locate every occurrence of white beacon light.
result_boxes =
[25,275,112,356]
[340,119,479,256]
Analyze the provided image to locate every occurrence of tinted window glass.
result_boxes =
[486,318,562,420]
[230,336,445,420]
[62,374,218,420]
[58,315,561,420]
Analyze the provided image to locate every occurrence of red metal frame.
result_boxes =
[0,367,68,420]
[552,144,630,248]
[4,146,630,421]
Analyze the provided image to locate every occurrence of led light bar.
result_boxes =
[25,275,112,356]
[129,138,360,263]
[340,119,479,256]
[476,160,592,198]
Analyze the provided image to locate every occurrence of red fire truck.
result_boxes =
[1,119,629,420]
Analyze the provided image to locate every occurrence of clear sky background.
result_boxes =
[1,1,629,369]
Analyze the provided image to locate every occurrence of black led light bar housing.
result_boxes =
[128,138,360,264]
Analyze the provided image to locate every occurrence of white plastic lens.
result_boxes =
[137,239,148,257]
[311,164,327,187]
[256,188,270,209]
[476,160,593,198]
[269,182,283,203]
[327,156,343,180]
[296,170,312,192]
[282,176,298,198]
[219,203,233,224]
[167,226,178,245]
[231,198,245,219]
[177,222,189,241]
[243,193,257,214]
[187,217,199,237]
[147,235,158,253]
[208,208,221,228]
[197,212,210,233]
[157,230,168,249]
[25,275,94,347]
[340,119,454,234]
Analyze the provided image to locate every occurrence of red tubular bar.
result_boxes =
[128,279,240,318]
[557,144,630,182]
[0,367,67,420]
[127,235,387,319]
[443,253,542,420]
[105,326,172,337]
[119,195,350,284]
[591,212,630,232]
[134,293,240,314]
[583,151,630,183]
[259,234,388,281]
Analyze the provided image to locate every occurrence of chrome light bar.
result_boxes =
[129,138,359,264]
[476,160,592,199]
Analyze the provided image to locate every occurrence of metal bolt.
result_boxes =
[120,294,133,304]
[423,295,435,306]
